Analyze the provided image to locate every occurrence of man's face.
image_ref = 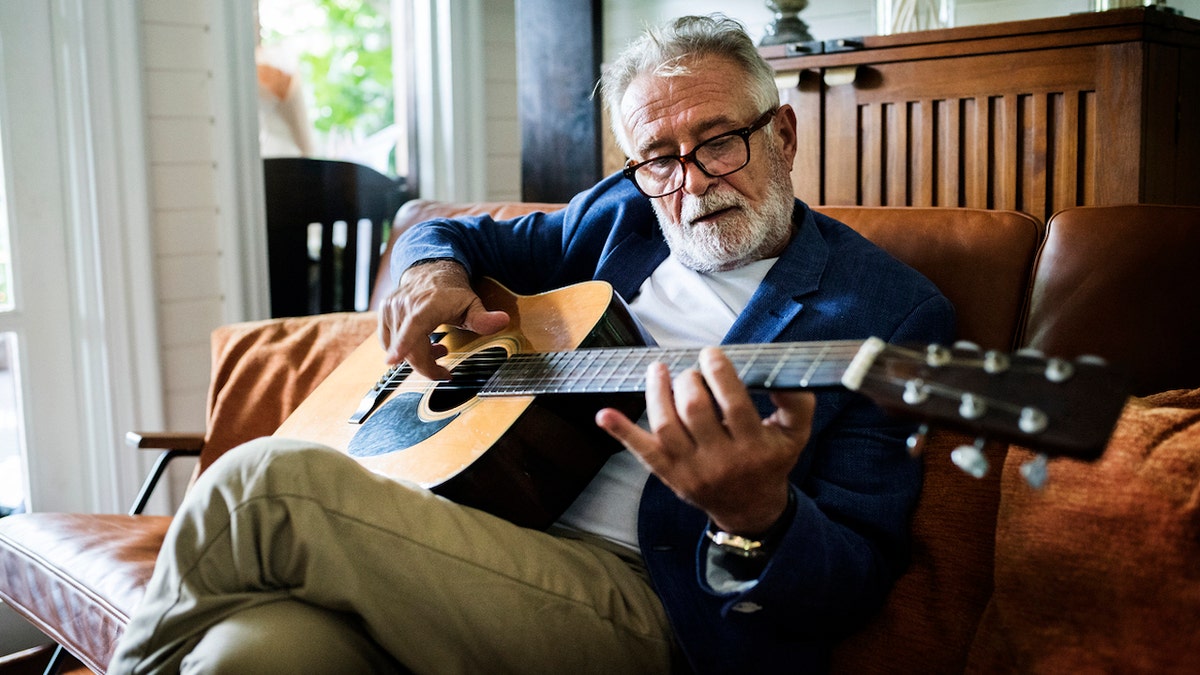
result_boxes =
[619,55,799,272]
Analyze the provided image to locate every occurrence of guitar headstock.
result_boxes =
[846,339,1129,466]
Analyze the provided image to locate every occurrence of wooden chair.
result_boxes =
[263,158,409,317]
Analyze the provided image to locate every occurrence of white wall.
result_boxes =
[140,1,229,442]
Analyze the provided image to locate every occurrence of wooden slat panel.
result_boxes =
[1021,93,1047,223]
[1051,91,1080,215]
[824,83,861,204]
[860,101,883,206]
[914,99,934,207]
[781,72,823,203]
[1079,90,1096,206]
[885,102,909,206]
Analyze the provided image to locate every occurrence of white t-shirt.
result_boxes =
[554,255,777,550]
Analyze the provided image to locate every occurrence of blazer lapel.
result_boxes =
[724,203,827,345]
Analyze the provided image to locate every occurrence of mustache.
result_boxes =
[679,192,744,226]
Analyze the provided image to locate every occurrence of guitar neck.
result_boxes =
[479,339,873,396]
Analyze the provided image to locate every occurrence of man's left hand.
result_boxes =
[595,347,815,536]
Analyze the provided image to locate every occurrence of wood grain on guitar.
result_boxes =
[275,278,1129,528]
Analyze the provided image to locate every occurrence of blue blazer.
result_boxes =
[393,174,956,673]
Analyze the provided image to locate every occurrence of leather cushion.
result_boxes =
[967,388,1200,672]
[821,206,1042,351]
[1022,204,1200,395]
[0,514,170,674]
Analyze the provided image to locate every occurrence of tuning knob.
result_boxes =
[1020,453,1049,489]
[951,438,989,478]
[925,344,952,366]
[1044,358,1075,382]
[906,424,929,458]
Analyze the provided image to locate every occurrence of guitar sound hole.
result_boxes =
[427,346,507,413]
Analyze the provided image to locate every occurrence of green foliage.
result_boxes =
[261,0,394,167]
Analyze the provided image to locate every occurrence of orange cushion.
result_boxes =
[831,430,1006,674]
[202,312,377,471]
[967,389,1200,672]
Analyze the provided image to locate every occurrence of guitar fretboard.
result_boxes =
[479,339,871,396]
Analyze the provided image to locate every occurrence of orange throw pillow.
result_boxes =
[967,389,1200,673]
[202,312,377,472]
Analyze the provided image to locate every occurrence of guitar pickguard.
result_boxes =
[347,392,453,458]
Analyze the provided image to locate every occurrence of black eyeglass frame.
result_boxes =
[621,108,779,198]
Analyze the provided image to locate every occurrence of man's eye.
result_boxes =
[701,135,740,155]
[643,157,678,175]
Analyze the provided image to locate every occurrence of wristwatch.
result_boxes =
[705,527,770,558]
[704,490,796,559]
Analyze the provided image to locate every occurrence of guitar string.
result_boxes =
[387,343,870,394]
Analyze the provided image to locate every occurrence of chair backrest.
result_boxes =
[375,201,1044,352]
[1020,204,1200,395]
[369,199,564,309]
[264,157,409,317]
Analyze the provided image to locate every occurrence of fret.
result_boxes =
[763,344,791,389]
[799,342,832,388]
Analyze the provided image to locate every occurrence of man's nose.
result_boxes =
[680,158,717,195]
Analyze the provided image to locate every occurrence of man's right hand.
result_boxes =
[377,260,510,380]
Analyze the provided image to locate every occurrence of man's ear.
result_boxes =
[775,104,799,169]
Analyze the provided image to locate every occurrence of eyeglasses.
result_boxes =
[622,108,778,199]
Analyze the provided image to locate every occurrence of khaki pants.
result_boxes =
[109,438,674,674]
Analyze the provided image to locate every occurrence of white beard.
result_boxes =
[651,148,795,273]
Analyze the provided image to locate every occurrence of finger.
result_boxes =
[766,391,816,443]
[460,300,510,336]
[696,347,760,431]
[392,315,451,380]
[595,407,652,448]
[671,367,727,443]
[642,362,680,433]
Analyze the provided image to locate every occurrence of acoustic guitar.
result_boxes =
[275,278,1129,529]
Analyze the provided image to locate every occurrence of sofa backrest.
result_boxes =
[1020,204,1200,396]
[818,206,1042,350]
[376,200,1044,351]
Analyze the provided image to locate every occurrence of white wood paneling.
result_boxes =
[483,0,520,201]
[139,0,240,481]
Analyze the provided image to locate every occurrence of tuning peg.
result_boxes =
[1016,347,1044,358]
[1076,354,1108,367]
[982,350,1010,374]
[951,438,989,478]
[925,344,952,366]
[906,424,929,457]
[958,393,986,420]
[1020,453,1049,489]
[1044,358,1075,382]
[953,340,980,351]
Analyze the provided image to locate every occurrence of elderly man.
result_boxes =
[112,14,953,675]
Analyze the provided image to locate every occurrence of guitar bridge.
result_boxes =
[349,363,412,424]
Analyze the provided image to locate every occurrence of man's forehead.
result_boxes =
[619,61,756,154]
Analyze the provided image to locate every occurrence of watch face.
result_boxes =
[706,528,767,558]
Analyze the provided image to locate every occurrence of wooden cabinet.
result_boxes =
[762,7,1200,222]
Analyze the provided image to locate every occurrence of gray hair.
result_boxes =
[599,14,780,153]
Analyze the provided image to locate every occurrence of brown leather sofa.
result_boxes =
[2,201,1198,674]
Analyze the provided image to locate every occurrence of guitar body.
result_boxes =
[274,278,647,528]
